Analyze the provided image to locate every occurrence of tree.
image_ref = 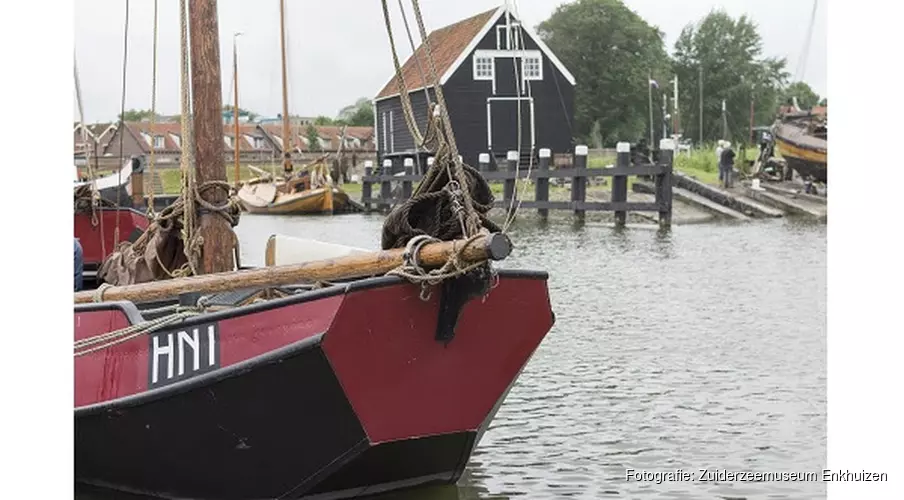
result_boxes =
[819,97,827,107]
[118,109,155,122]
[314,116,335,126]
[783,81,821,110]
[672,9,789,144]
[337,98,374,127]
[305,123,321,151]
[537,0,672,145]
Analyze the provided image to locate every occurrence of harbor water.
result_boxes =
[79,213,826,500]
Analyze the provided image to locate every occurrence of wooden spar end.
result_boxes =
[485,233,513,261]
[73,233,512,305]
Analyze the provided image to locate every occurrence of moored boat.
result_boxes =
[73,1,554,498]
[237,165,353,215]
[74,258,553,499]
[772,110,827,183]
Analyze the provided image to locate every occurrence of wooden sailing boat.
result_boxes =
[73,1,553,498]
[772,104,827,183]
[236,0,352,215]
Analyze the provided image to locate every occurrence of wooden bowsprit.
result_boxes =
[74,233,512,304]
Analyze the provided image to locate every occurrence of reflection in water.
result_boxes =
[78,215,826,500]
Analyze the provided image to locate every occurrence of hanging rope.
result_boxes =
[501,0,535,233]
[396,0,432,109]
[378,0,503,298]
[178,0,200,276]
[96,0,241,287]
[114,0,131,248]
[147,0,159,218]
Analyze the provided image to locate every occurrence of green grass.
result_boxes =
[672,146,759,186]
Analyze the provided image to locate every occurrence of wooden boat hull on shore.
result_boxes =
[238,184,352,215]
[773,117,827,183]
[74,269,554,499]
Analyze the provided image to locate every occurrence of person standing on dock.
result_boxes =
[719,142,736,189]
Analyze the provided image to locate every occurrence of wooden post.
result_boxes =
[536,148,550,218]
[402,158,414,200]
[614,141,630,227]
[131,167,145,207]
[189,0,236,274]
[657,138,675,229]
[380,159,392,213]
[362,160,373,213]
[478,153,490,174]
[572,145,588,220]
[504,150,517,204]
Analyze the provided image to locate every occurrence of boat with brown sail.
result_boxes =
[235,0,352,215]
[73,1,554,498]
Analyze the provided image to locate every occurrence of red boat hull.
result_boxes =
[74,271,554,499]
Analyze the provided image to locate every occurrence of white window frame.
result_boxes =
[153,135,165,149]
[522,54,543,81]
[382,112,389,152]
[473,55,494,81]
[496,25,521,51]
[389,110,395,153]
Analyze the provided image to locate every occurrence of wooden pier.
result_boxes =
[362,142,676,228]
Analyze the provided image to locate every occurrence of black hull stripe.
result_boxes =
[75,333,324,416]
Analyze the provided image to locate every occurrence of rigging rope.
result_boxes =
[115,0,131,248]
[378,0,504,298]
[396,0,432,110]
[74,308,200,357]
[96,0,241,286]
[795,0,819,83]
[147,0,159,218]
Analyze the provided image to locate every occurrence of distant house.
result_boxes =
[96,121,374,167]
[73,122,116,158]
[373,4,576,169]
[257,124,375,155]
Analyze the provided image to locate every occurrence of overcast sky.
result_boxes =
[73,0,826,123]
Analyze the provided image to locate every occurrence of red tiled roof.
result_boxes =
[258,124,375,152]
[375,8,499,99]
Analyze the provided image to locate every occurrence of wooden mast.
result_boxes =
[189,0,236,274]
[279,0,293,175]
[233,32,242,188]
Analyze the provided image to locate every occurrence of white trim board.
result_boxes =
[440,6,575,86]
[375,5,575,103]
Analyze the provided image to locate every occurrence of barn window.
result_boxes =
[389,110,395,153]
[496,24,521,51]
[473,55,494,80]
[382,112,388,151]
[522,55,542,80]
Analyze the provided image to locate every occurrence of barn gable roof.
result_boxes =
[374,5,576,102]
